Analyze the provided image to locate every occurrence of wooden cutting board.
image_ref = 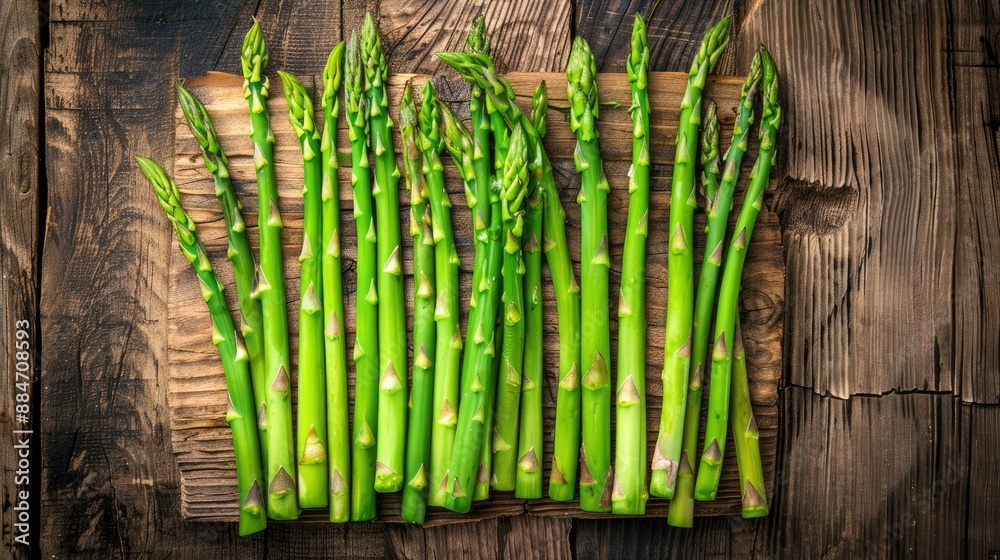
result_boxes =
[169,70,783,525]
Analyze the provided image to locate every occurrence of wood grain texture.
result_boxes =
[0,0,40,557]
[168,70,783,522]
[734,0,1000,404]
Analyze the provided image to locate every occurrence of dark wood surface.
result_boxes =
[167,70,782,523]
[1,0,40,558]
[21,0,999,557]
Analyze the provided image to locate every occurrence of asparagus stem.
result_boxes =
[176,85,268,469]
[695,47,780,500]
[670,54,762,526]
[136,157,267,535]
[466,16,494,327]
[345,33,379,521]
[567,36,613,512]
[540,150,582,503]
[277,70,329,510]
[434,101,479,507]
[730,319,768,517]
[612,14,650,516]
[651,15,732,500]
[240,21,298,519]
[514,82,547,499]
[361,14,408,493]
[492,117,530,491]
[400,85,437,523]
[320,42,351,523]
[465,32,495,500]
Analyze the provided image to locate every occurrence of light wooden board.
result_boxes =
[169,70,783,524]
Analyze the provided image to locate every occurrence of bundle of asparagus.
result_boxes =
[151,11,783,532]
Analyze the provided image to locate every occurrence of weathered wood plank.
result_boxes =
[576,390,989,559]
[576,0,734,73]
[775,389,974,558]
[40,2,183,554]
[0,0,40,557]
[736,0,1000,404]
[966,405,1000,559]
[375,0,572,74]
[168,69,782,522]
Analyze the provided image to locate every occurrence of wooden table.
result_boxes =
[2,0,997,557]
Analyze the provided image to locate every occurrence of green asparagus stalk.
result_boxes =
[466,17,495,316]
[320,42,351,523]
[278,70,329,510]
[361,13,408,493]
[612,14,650,516]
[433,101,478,506]
[345,33,379,521]
[730,318,768,517]
[136,156,267,535]
[176,85,268,468]
[443,125,525,513]
[240,20,297,519]
[651,15,732,500]
[514,82,546,499]
[491,118,530,491]
[460,24,502,501]
[567,36,612,512]
[417,86,463,517]
[436,52,581,501]
[695,47,780,501]
[400,85,437,523]
[537,145,581,503]
[669,53,762,526]
[461,33,495,499]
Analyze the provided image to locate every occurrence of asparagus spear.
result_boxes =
[136,156,267,535]
[463,29,497,501]
[277,70,329,510]
[345,33,379,521]
[730,319,768,517]
[466,16,494,319]
[651,15,732,500]
[176,85,267,468]
[400,85,437,523]
[491,117,530,492]
[436,53,580,501]
[320,42,351,523]
[695,47,780,501]
[612,14,650,516]
[433,101,477,507]
[514,82,546,499]
[567,36,612,512]
[240,20,297,519]
[361,13,408,493]
[669,53,762,526]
